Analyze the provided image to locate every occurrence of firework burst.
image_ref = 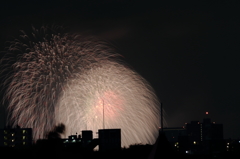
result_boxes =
[1,26,160,147]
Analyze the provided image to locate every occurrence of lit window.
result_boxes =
[12,139,14,142]
[227,143,230,145]
[193,141,197,145]
[4,142,7,146]
[4,136,7,140]
[186,151,189,154]
[12,133,14,136]
[23,130,26,133]
[23,142,26,145]
[227,146,229,148]
[4,130,7,134]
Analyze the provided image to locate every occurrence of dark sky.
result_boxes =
[0,1,240,139]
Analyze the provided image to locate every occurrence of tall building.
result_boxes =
[98,129,121,151]
[163,114,224,154]
[185,117,224,154]
[186,117,223,142]
[0,126,32,147]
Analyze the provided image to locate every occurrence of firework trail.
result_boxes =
[1,26,160,147]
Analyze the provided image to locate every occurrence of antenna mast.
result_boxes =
[161,102,163,132]
[103,99,105,129]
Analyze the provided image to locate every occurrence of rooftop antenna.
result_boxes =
[161,102,163,132]
[103,99,105,129]
[96,79,105,130]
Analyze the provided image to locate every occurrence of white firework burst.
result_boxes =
[1,26,160,147]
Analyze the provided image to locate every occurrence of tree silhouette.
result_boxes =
[46,123,65,140]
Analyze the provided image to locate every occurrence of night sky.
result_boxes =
[0,1,240,139]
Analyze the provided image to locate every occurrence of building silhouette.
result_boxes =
[162,114,224,154]
[37,128,121,152]
[98,129,121,151]
[0,126,32,148]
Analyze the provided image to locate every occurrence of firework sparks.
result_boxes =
[1,26,160,147]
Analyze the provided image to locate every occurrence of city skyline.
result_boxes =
[0,1,239,140]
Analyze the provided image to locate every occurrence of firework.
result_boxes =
[1,26,160,147]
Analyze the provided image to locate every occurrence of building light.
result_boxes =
[12,139,14,142]
[12,133,14,136]
[206,112,209,115]
[23,130,26,134]
[193,141,197,145]
[23,142,26,145]
[227,143,230,145]
[186,151,189,154]
[227,146,229,148]
[23,136,26,140]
